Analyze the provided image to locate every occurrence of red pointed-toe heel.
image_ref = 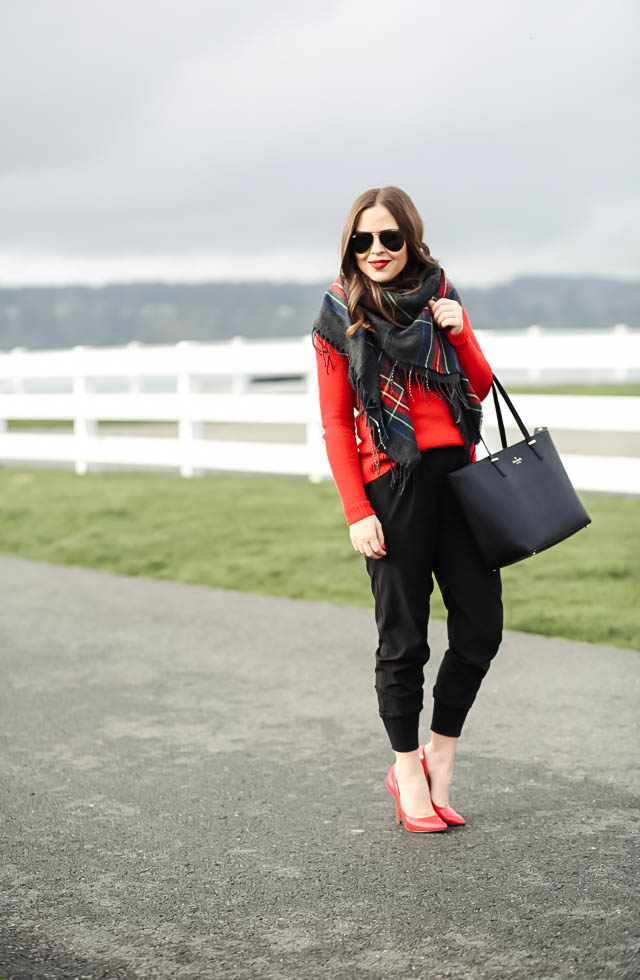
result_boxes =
[385,764,448,833]
[418,744,466,826]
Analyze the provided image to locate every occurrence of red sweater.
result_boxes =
[315,307,494,526]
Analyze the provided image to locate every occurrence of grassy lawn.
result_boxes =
[0,466,638,651]
[507,382,640,396]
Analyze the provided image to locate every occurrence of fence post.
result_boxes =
[0,346,27,436]
[176,340,204,478]
[126,341,142,393]
[229,336,248,394]
[305,339,325,484]
[613,325,629,381]
[72,345,97,475]
[527,325,541,383]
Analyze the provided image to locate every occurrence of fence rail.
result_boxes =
[0,329,638,494]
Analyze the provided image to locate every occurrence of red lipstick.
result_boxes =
[370,260,390,269]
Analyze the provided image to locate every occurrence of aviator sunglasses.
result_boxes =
[350,229,406,254]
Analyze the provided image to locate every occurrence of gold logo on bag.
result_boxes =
[512,456,523,464]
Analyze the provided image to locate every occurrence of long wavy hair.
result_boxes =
[340,186,440,338]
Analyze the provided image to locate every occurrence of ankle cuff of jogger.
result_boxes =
[430,699,469,738]
[382,712,420,752]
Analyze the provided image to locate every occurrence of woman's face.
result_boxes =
[352,204,408,284]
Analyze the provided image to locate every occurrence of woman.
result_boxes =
[311,186,503,833]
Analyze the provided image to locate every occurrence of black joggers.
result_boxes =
[363,445,503,752]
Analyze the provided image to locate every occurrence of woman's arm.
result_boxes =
[313,336,377,526]
[442,283,494,401]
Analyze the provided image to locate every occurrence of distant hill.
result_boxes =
[0,275,638,351]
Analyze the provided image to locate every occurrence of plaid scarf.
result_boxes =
[311,264,483,493]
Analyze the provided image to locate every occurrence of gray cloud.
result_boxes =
[0,0,638,285]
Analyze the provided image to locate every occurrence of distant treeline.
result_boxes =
[0,275,638,351]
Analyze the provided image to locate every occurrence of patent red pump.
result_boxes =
[385,764,448,833]
[418,744,466,826]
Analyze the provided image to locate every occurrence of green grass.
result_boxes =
[7,419,168,430]
[507,382,640,396]
[0,466,638,650]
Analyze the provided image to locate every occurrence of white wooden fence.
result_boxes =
[0,327,638,494]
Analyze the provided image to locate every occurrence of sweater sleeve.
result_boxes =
[445,283,494,401]
[314,336,376,526]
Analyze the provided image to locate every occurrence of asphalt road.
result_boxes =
[1,555,638,980]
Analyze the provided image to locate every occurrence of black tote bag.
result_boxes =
[447,375,592,571]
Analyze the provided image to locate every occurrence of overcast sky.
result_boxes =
[1,0,637,287]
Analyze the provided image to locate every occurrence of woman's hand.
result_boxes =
[349,514,386,559]
[428,297,463,335]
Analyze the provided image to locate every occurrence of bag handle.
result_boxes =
[437,280,535,453]
[490,374,534,449]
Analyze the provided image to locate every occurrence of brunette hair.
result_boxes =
[340,186,439,338]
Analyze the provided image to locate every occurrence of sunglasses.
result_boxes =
[350,229,406,254]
